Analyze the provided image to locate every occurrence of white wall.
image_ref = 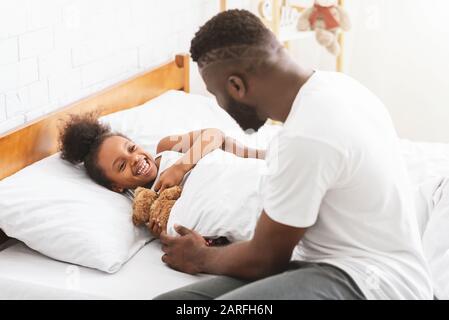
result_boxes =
[223,0,449,143]
[3,0,444,142]
[343,0,449,143]
[0,0,219,134]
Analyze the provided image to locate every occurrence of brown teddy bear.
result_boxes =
[132,186,182,234]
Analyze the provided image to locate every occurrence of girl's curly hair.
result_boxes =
[59,112,127,190]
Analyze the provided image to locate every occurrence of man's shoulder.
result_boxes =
[272,129,347,158]
[299,71,363,100]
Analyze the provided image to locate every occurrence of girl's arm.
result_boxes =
[222,136,266,160]
[154,129,265,192]
[156,128,225,164]
[157,128,265,160]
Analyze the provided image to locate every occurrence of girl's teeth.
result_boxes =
[137,160,150,175]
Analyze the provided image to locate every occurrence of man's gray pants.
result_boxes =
[154,261,366,300]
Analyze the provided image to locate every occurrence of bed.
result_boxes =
[1,55,448,300]
[0,55,216,299]
[0,54,278,300]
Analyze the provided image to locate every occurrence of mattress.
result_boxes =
[0,239,213,300]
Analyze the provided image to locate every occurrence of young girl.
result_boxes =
[59,112,265,237]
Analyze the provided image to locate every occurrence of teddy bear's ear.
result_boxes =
[159,186,182,201]
[134,187,147,198]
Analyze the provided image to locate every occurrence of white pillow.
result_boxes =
[167,150,267,242]
[0,153,149,273]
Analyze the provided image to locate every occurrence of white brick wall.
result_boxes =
[81,49,139,87]
[0,38,18,66]
[5,88,28,118]
[0,1,28,38]
[0,0,219,135]
[19,28,54,59]
[0,58,38,93]
[0,95,6,122]
[18,58,39,87]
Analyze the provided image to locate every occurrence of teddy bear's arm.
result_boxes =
[158,186,182,201]
[132,187,158,226]
[147,198,176,237]
[335,6,351,31]
[297,7,314,31]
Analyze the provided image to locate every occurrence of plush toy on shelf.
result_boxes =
[297,0,351,55]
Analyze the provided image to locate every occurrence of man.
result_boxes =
[155,9,433,300]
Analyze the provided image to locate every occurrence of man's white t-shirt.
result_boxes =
[261,71,433,300]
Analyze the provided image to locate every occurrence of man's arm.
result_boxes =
[160,211,306,280]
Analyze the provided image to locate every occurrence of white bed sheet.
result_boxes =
[400,139,449,184]
[400,139,449,232]
[1,138,449,300]
[0,121,282,300]
[0,240,212,300]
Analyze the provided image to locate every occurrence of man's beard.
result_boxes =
[226,98,266,132]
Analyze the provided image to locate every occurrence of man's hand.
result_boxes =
[159,225,208,274]
[159,213,306,280]
[154,164,188,193]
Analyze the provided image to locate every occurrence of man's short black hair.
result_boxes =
[190,9,278,67]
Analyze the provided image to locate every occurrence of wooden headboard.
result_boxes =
[0,54,190,245]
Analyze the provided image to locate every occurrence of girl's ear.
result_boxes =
[226,75,247,100]
[111,185,124,193]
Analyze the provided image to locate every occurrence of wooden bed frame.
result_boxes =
[0,54,190,245]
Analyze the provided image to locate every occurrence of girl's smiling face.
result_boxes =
[96,135,158,192]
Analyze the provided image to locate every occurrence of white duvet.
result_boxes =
[167,139,449,242]
[167,150,266,242]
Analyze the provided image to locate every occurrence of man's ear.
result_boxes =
[226,75,247,100]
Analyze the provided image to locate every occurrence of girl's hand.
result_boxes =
[147,218,165,238]
[154,164,188,193]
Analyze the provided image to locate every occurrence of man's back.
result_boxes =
[262,71,433,299]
